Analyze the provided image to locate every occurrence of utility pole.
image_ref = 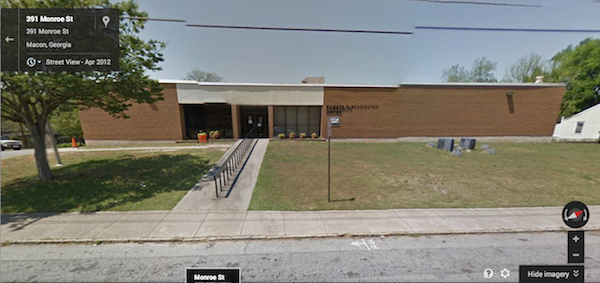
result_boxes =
[328,133,331,202]
[46,121,63,166]
[327,116,340,203]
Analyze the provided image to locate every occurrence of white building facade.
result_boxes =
[553,103,600,142]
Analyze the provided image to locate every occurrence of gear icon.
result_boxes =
[500,268,510,279]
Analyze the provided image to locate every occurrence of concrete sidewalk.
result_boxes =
[0,144,233,160]
[2,206,599,243]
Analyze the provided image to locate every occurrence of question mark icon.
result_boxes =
[484,268,494,279]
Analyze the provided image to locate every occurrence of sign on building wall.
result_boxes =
[326,104,379,116]
[329,116,340,127]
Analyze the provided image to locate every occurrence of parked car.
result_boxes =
[1,136,23,150]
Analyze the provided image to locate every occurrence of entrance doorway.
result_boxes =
[239,106,269,138]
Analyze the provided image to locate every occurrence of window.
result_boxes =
[273,106,321,137]
[285,107,298,134]
[183,104,233,139]
[575,121,585,134]
[274,106,286,136]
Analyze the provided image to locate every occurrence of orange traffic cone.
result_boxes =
[71,137,77,148]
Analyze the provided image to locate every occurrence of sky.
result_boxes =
[133,0,600,84]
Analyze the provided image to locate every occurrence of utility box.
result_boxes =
[459,138,476,149]
[437,138,454,151]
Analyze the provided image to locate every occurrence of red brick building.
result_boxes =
[79,80,565,144]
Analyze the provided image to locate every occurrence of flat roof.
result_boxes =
[158,79,566,88]
[400,82,567,87]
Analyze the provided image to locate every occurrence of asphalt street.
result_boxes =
[0,148,34,159]
[2,232,599,282]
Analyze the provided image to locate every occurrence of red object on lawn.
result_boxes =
[71,137,77,148]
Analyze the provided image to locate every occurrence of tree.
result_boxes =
[2,117,29,147]
[183,69,223,82]
[470,57,498,82]
[1,0,165,180]
[50,106,83,140]
[547,38,600,117]
[1,119,20,135]
[503,53,549,83]
[441,64,470,82]
[441,56,498,82]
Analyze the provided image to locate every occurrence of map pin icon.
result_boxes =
[102,15,110,28]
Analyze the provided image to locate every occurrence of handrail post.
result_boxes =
[214,177,218,197]
[212,129,254,198]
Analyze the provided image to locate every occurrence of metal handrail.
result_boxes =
[213,129,255,197]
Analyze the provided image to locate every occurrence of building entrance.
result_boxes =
[239,106,269,138]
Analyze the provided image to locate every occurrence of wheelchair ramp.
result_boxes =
[173,139,269,211]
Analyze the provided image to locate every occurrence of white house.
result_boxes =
[553,103,600,142]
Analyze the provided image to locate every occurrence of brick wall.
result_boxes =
[323,85,565,138]
[79,83,184,141]
[80,83,565,141]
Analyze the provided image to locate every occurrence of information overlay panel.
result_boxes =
[520,265,584,283]
[185,268,241,283]
[1,9,119,72]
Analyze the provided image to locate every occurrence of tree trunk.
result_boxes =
[46,121,63,165]
[30,121,53,180]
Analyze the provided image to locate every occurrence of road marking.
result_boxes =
[351,239,379,250]
[367,239,379,250]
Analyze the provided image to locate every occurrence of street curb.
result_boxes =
[3,227,596,246]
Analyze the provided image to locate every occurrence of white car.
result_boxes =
[1,136,23,150]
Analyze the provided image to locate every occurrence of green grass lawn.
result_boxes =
[1,148,226,213]
[249,142,600,210]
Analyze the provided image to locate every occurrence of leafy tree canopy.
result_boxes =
[50,106,83,140]
[547,38,600,117]
[1,0,165,179]
[183,68,224,82]
[441,56,498,82]
[503,53,550,83]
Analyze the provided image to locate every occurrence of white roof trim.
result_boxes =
[562,103,600,120]
[400,82,567,87]
[196,82,325,87]
[324,84,398,88]
[159,80,566,88]
[193,82,399,88]
[158,79,198,84]
[159,80,398,88]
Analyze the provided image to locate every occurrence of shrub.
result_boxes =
[278,133,285,139]
[311,133,318,139]
[299,132,307,139]
[288,132,296,139]
[57,142,85,148]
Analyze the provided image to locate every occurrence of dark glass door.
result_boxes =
[240,106,269,138]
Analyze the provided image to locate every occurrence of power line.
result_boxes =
[415,26,600,33]
[186,24,413,35]
[119,0,541,25]
[400,0,542,8]
[121,16,185,22]
[120,19,599,35]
